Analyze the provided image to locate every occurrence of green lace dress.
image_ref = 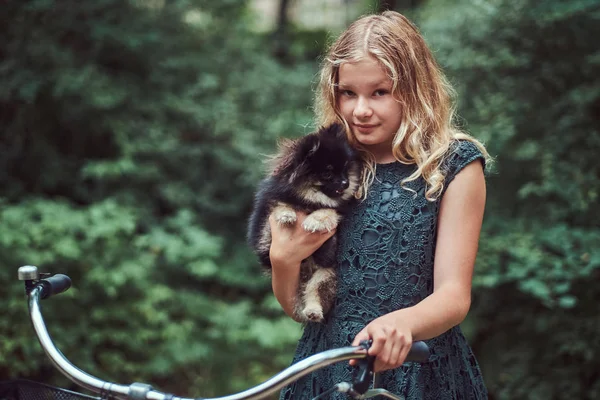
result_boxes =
[279,141,488,400]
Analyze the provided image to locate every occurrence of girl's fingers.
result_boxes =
[373,330,412,372]
[269,210,335,265]
[397,339,412,367]
[350,318,415,372]
[350,329,371,366]
[352,328,371,347]
[369,328,387,357]
[384,334,402,371]
[386,338,412,372]
[364,327,385,370]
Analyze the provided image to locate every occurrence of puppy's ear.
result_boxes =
[296,132,321,160]
[268,134,320,180]
[285,134,320,183]
[318,122,348,142]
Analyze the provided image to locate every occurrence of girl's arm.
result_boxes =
[352,160,486,371]
[269,212,336,321]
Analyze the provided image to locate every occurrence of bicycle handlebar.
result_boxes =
[39,274,72,299]
[18,265,72,299]
[19,266,430,400]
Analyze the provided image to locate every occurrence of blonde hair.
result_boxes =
[315,11,489,201]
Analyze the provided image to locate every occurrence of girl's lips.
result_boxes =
[354,124,377,133]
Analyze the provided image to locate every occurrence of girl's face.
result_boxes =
[337,57,402,164]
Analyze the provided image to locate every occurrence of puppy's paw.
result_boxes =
[302,209,340,233]
[272,204,297,226]
[301,306,324,323]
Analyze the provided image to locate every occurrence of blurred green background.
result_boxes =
[1,0,599,399]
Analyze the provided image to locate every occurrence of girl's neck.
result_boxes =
[369,147,396,164]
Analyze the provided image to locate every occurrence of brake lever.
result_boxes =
[360,388,404,399]
[351,352,375,394]
[342,339,375,396]
[331,385,404,400]
[312,340,375,400]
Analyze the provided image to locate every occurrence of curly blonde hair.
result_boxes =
[315,11,489,201]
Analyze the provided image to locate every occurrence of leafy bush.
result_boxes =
[0,0,316,396]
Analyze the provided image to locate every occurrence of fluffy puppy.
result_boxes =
[247,123,361,323]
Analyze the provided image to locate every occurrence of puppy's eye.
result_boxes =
[322,165,334,180]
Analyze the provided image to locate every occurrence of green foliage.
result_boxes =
[3,0,599,398]
[0,0,313,396]
[420,0,600,398]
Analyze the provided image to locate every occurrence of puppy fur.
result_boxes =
[247,123,361,322]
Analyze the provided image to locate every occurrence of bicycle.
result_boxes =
[6,265,430,400]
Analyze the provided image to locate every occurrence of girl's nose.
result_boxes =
[353,97,373,119]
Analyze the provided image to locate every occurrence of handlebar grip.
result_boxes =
[406,341,430,362]
[358,339,430,362]
[39,274,72,299]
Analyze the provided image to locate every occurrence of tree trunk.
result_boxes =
[273,0,291,62]
[378,0,424,12]
[377,0,396,12]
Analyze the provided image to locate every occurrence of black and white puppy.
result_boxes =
[247,123,361,322]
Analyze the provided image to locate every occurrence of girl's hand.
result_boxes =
[350,313,413,372]
[268,211,336,268]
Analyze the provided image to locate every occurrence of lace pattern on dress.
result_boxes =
[280,141,488,400]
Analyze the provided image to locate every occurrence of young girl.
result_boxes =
[269,11,488,399]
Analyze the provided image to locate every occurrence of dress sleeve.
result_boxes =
[441,140,486,196]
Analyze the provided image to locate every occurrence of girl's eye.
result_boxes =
[339,89,355,97]
[374,89,388,97]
